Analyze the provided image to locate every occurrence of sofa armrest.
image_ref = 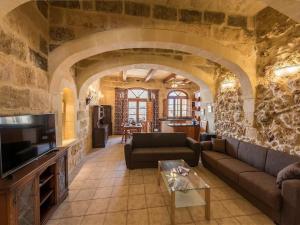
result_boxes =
[124,138,133,169]
[281,179,300,225]
[186,137,201,159]
[200,141,212,151]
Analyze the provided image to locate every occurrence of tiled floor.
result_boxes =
[47,136,274,225]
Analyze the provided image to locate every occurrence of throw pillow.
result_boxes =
[276,162,300,188]
[212,138,226,153]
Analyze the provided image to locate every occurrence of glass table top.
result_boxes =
[159,159,209,192]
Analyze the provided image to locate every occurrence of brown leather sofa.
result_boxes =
[201,137,300,225]
[124,132,200,169]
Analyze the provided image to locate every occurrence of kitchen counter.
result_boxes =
[167,122,199,127]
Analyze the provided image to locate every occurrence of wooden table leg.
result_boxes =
[170,191,175,225]
[125,128,128,142]
[205,188,211,220]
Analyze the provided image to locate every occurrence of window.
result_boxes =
[167,90,189,118]
[128,89,148,122]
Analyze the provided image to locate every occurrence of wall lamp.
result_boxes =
[221,80,236,91]
[274,65,300,77]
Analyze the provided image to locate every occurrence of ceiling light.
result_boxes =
[274,65,300,77]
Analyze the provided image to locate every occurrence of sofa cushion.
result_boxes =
[217,158,260,183]
[132,147,194,161]
[265,150,300,177]
[212,138,226,153]
[239,172,281,210]
[238,141,268,170]
[202,151,232,171]
[132,133,186,148]
[224,137,240,158]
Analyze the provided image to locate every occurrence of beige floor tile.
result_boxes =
[129,175,144,185]
[86,198,109,215]
[107,197,128,212]
[148,206,170,225]
[47,217,83,225]
[51,201,91,219]
[113,177,129,186]
[112,185,129,197]
[74,189,97,201]
[146,194,165,207]
[235,213,274,225]
[93,187,113,199]
[129,184,145,195]
[143,175,157,184]
[221,199,260,216]
[211,187,242,201]
[66,190,80,202]
[173,208,193,224]
[80,214,106,225]
[129,169,143,176]
[194,220,218,225]
[188,201,231,221]
[98,178,115,188]
[145,183,161,194]
[128,195,147,210]
[216,217,240,225]
[103,212,127,225]
[127,209,149,225]
[81,180,100,189]
[142,168,156,176]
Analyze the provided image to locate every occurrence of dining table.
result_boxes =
[123,123,143,142]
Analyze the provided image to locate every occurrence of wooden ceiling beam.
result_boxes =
[121,70,127,81]
[144,69,156,82]
[163,73,176,83]
[183,79,191,84]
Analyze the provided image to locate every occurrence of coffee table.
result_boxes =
[158,159,210,225]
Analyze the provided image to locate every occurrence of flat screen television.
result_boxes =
[0,114,56,178]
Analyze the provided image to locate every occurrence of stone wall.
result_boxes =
[214,69,247,140]
[0,1,49,115]
[255,7,300,155]
[48,0,256,57]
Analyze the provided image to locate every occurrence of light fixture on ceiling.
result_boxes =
[171,76,178,88]
[274,65,300,77]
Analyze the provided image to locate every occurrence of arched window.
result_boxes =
[168,90,189,118]
[128,88,148,122]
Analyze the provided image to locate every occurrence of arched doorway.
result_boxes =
[61,88,76,145]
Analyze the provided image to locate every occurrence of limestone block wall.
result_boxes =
[48,0,256,57]
[0,1,49,115]
[255,7,300,155]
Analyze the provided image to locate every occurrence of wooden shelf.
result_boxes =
[39,174,54,188]
[40,189,54,206]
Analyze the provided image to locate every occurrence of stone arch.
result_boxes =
[49,28,255,100]
[78,62,214,105]
[77,55,215,103]
[1,0,300,22]
[54,76,78,147]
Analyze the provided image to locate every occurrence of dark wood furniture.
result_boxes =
[167,123,200,140]
[122,123,142,143]
[0,147,69,225]
[92,105,112,148]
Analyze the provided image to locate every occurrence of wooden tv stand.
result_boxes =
[0,147,69,225]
